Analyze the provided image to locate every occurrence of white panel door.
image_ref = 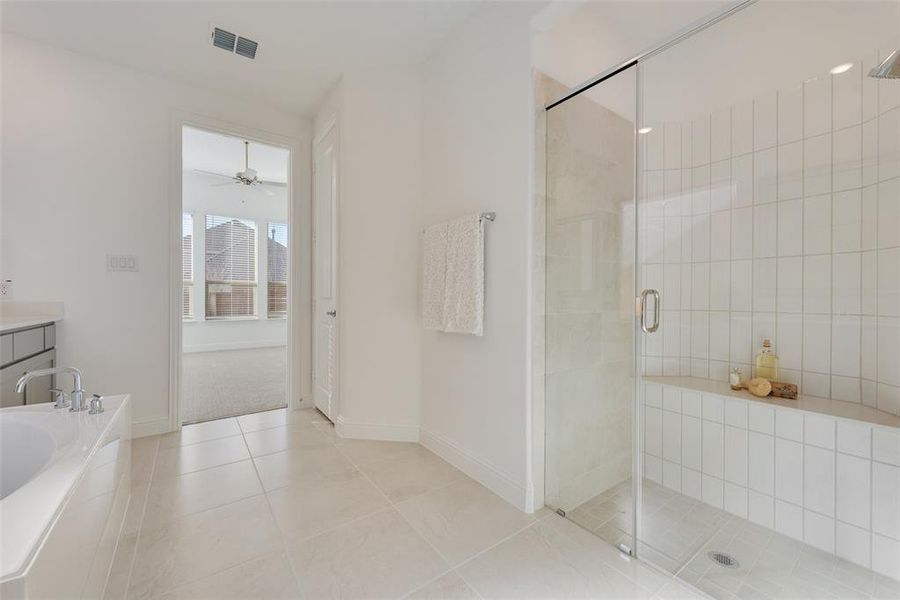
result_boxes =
[313,124,338,420]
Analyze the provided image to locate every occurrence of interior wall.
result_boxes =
[420,4,538,511]
[0,34,311,433]
[181,171,288,353]
[313,68,424,439]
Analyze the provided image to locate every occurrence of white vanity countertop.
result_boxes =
[0,301,64,333]
[0,316,59,334]
[645,376,900,430]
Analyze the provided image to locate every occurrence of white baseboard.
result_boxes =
[183,340,286,353]
[334,415,419,442]
[132,417,170,438]
[420,428,530,512]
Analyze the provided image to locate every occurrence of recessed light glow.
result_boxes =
[638,127,653,134]
[830,63,853,75]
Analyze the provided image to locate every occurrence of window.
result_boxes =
[205,215,257,319]
[267,222,288,318]
[182,213,193,319]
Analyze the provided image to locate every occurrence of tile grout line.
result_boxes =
[139,413,336,595]
[270,420,510,598]
[830,70,839,560]
[124,413,320,597]
[130,498,276,593]
[259,418,392,547]
[120,435,161,599]
[328,428,612,599]
[339,439,483,598]
[242,419,312,597]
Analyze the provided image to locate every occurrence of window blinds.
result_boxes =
[205,214,257,318]
[182,213,193,319]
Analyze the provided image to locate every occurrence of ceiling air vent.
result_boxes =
[211,27,258,60]
[211,27,236,52]
[235,37,258,60]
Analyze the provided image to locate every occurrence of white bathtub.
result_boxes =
[0,395,131,599]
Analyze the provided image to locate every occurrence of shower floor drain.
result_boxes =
[708,551,740,569]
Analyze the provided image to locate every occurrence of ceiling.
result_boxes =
[183,126,289,182]
[0,1,484,117]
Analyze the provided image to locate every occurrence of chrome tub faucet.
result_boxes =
[16,366,88,411]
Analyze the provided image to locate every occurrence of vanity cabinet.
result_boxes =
[0,323,57,407]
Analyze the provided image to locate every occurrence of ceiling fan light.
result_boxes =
[235,168,258,183]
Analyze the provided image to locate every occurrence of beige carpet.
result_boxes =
[182,347,287,424]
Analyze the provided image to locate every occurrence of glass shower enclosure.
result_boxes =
[542,65,639,555]
[543,0,900,596]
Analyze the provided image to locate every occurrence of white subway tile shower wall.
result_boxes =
[643,381,900,580]
[639,46,900,416]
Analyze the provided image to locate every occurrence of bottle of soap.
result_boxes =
[755,339,780,381]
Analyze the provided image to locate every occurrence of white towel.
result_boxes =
[421,214,486,336]
[422,222,448,331]
[441,214,485,336]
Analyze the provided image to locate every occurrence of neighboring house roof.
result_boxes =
[267,235,288,282]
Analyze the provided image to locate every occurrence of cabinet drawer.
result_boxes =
[1,334,11,366]
[44,324,56,348]
[13,328,45,360]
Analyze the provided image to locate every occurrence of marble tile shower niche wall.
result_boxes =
[542,71,636,511]
[639,41,900,416]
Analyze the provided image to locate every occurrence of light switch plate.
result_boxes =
[107,255,139,272]
[0,279,11,297]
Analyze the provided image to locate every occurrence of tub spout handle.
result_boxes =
[49,388,70,409]
[89,394,104,415]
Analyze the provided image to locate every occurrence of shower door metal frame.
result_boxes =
[545,0,757,111]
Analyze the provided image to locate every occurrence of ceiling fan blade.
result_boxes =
[211,180,237,187]
[258,180,287,188]
[192,169,234,180]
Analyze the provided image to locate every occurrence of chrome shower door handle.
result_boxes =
[640,289,660,334]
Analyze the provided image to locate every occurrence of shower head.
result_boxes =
[869,49,900,79]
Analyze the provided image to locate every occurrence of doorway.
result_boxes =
[179,125,292,424]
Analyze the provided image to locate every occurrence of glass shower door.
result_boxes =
[542,65,640,555]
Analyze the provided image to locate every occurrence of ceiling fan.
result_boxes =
[193,140,286,190]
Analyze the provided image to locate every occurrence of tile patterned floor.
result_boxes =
[569,480,900,600]
[105,408,711,600]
